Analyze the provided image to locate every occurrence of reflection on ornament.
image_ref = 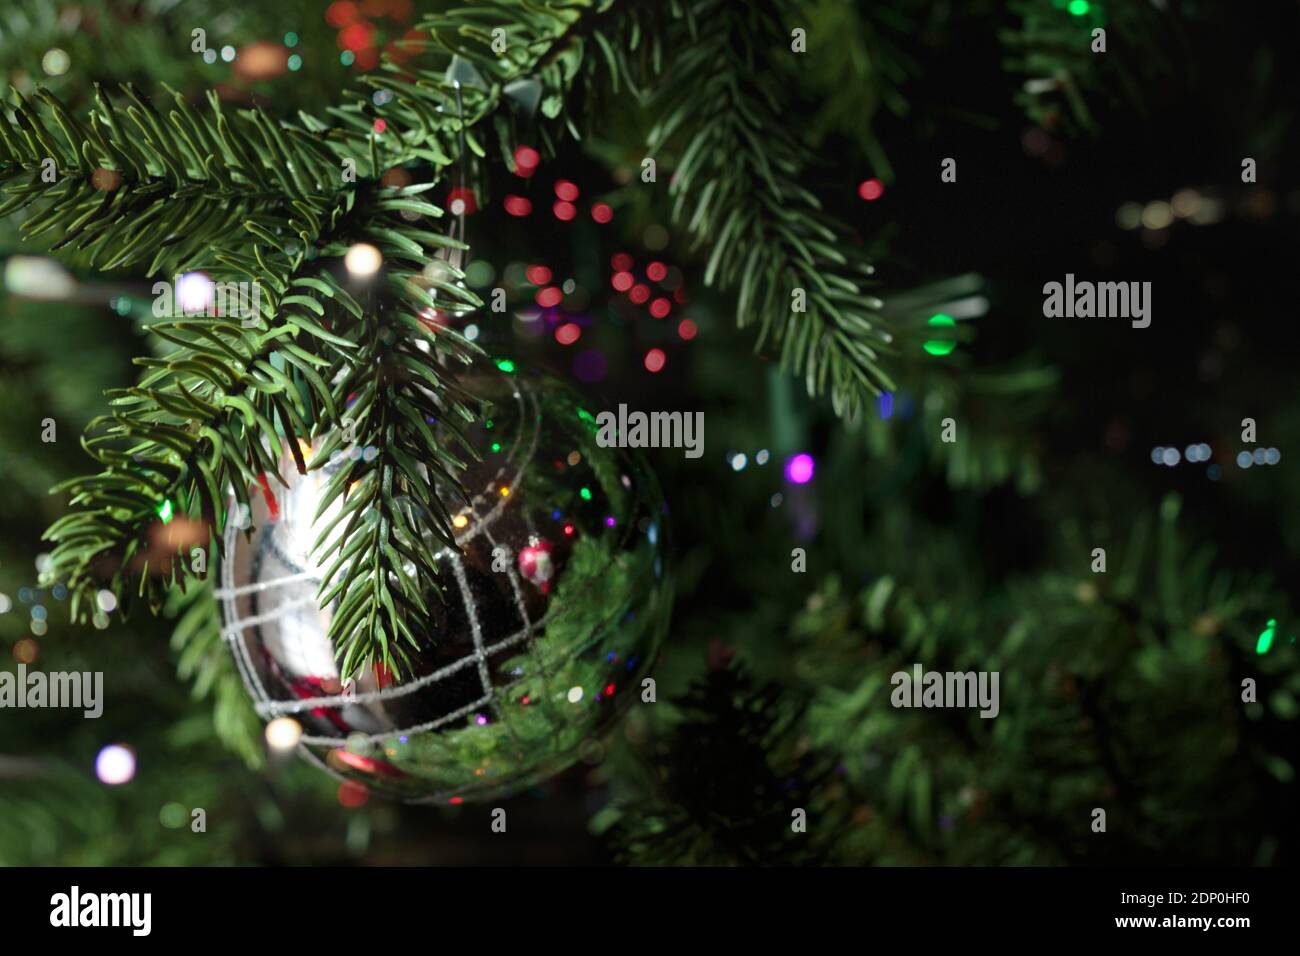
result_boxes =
[518,537,555,594]
[218,363,669,802]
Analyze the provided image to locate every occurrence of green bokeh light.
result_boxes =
[579,487,592,501]
[156,499,173,523]
[284,32,299,48]
[1067,0,1090,15]
[1256,619,1276,655]
[42,48,71,76]
[464,260,495,288]
[923,313,957,356]
[495,359,515,373]
[159,802,187,829]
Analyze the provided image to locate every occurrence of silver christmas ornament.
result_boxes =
[218,363,670,802]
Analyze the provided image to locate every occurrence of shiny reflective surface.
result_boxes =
[220,365,670,802]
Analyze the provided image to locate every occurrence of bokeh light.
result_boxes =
[96,745,136,785]
[785,453,815,485]
[344,243,383,277]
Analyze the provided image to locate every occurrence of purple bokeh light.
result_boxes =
[784,453,815,485]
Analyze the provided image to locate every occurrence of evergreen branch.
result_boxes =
[417,0,675,166]
[599,666,826,866]
[1001,0,1177,134]
[646,0,897,420]
[2,1,626,678]
[304,225,481,679]
[783,0,924,182]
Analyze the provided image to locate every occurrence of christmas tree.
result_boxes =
[0,0,1296,868]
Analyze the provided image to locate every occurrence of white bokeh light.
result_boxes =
[344,243,383,277]
[265,717,303,751]
[176,271,215,314]
[95,744,136,785]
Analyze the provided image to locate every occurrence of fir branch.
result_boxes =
[1001,0,1177,134]
[418,0,676,165]
[2,1,628,678]
[646,0,897,420]
[783,0,924,181]
[599,666,826,866]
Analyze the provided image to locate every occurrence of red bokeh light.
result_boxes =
[326,2,361,28]
[650,297,671,319]
[447,186,475,214]
[555,322,581,346]
[553,200,576,221]
[611,271,634,292]
[535,286,563,308]
[514,146,540,176]
[611,253,633,272]
[629,284,650,305]
[525,265,552,285]
[503,195,532,217]
[677,319,698,340]
[591,202,613,224]
[339,22,375,52]
[858,178,884,201]
[646,261,667,282]
[554,179,580,201]
[643,348,666,373]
